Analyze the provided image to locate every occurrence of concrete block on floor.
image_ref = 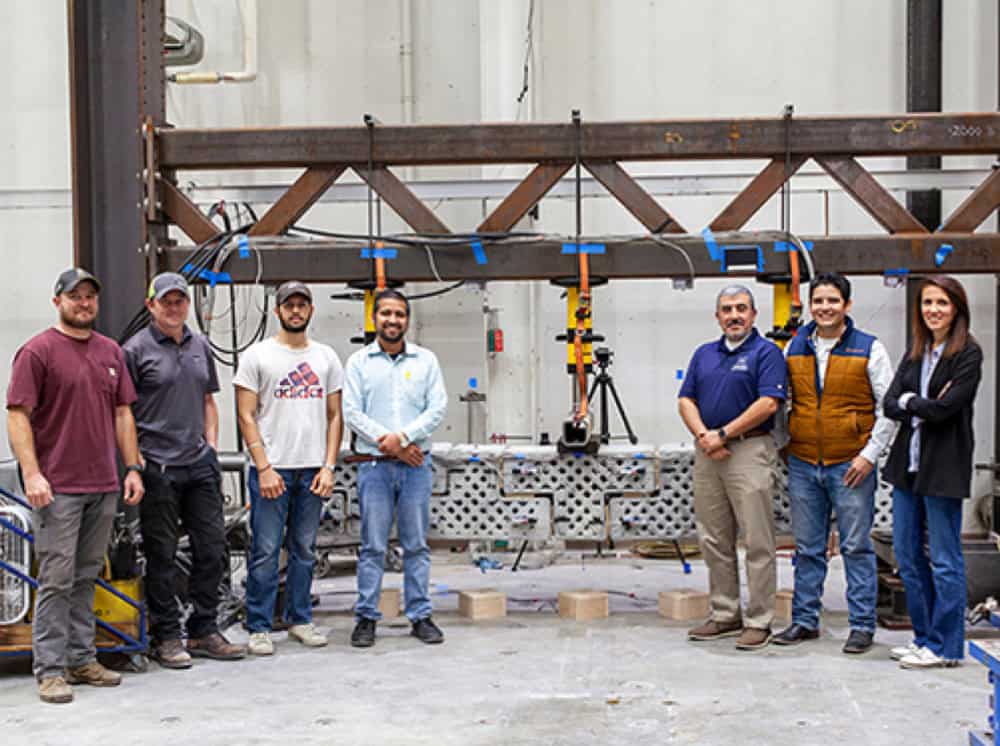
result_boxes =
[775,588,794,620]
[458,590,507,620]
[658,588,710,621]
[379,588,401,619]
[558,590,609,621]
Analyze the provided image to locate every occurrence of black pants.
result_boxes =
[140,451,226,642]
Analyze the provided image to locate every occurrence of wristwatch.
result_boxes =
[322,463,336,474]
[717,428,728,443]
[125,464,143,474]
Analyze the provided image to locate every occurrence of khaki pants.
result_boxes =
[693,437,777,629]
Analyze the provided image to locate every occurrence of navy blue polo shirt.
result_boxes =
[678,328,787,431]
[123,323,220,466]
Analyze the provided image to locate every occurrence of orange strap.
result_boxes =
[573,253,591,422]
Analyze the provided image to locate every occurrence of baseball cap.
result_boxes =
[276,281,313,306]
[54,268,101,296]
[147,272,190,301]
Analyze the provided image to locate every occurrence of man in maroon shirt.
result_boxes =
[6,268,144,704]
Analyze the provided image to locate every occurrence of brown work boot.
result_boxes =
[66,661,122,687]
[152,639,193,669]
[687,619,743,641]
[735,627,772,650]
[186,632,246,661]
[38,676,74,704]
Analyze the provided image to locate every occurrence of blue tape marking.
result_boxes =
[635,453,646,459]
[884,268,910,277]
[935,243,954,267]
[701,227,721,261]
[514,453,525,460]
[676,369,684,380]
[238,235,250,259]
[198,269,232,287]
[773,240,814,253]
[360,248,398,259]
[468,377,478,389]
[471,241,487,265]
[468,455,481,463]
[182,263,194,275]
[682,561,692,575]
[561,243,606,255]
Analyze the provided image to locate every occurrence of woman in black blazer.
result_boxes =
[882,275,982,669]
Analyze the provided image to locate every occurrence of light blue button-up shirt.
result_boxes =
[905,342,944,472]
[343,340,448,456]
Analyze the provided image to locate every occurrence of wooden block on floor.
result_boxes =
[658,589,710,621]
[558,590,609,621]
[458,590,507,620]
[379,588,401,619]
[775,588,794,620]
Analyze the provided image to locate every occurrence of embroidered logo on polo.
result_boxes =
[731,355,750,372]
[275,362,324,399]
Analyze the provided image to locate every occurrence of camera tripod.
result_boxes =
[587,347,638,445]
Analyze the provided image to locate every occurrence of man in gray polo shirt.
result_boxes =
[124,272,245,668]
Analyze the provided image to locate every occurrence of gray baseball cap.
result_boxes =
[54,267,101,296]
[276,281,313,306]
[147,272,190,301]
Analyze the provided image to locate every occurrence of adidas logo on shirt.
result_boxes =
[274,362,325,399]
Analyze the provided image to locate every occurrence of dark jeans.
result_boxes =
[139,450,226,642]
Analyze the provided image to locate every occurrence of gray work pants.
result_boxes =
[32,491,117,680]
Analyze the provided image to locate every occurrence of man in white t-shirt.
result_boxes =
[234,281,344,656]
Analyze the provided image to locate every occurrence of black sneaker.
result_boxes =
[772,623,820,647]
[350,618,376,648]
[842,629,874,655]
[411,617,444,645]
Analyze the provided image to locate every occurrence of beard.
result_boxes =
[279,315,311,333]
[376,325,405,344]
[60,308,95,330]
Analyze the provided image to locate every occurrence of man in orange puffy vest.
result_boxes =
[773,272,895,655]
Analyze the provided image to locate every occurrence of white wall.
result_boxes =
[2,1,998,504]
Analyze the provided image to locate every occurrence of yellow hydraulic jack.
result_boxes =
[764,248,805,349]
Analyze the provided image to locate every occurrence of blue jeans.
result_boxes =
[891,486,966,661]
[246,467,323,632]
[355,461,433,622]
[787,455,877,633]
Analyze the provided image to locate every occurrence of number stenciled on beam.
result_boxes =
[950,124,985,138]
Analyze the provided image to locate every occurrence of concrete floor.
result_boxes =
[0,552,991,746]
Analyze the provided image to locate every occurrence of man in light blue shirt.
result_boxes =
[343,289,448,648]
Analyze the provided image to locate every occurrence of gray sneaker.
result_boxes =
[288,623,328,648]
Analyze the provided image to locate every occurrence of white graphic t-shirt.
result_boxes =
[233,337,344,468]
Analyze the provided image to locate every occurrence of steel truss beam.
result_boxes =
[162,234,1000,284]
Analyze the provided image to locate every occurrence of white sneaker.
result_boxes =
[889,642,922,661]
[247,632,274,656]
[288,623,328,648]
[899,647,959,669]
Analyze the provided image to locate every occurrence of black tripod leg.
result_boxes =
[605,377,639,444]
[512,539,529,572]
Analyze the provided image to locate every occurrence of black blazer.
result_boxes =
[883,341,983,499]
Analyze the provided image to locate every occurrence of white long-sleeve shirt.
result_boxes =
[781,329,898,464]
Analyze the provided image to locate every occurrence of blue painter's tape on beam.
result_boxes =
[471,241,488,265]
[238,235,250,259]
[676,369,684,380]
[935,243,954,267]
[701,227,721,262]
[561,243,607,255]
[774,240,814,253]
[199,269,232,287]
[182,263,194,275]
[360,248,398,259]
[884,268,910,277]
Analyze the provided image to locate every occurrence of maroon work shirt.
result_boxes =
[6,328,137,494]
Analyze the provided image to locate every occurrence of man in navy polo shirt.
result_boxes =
[678,284,787,651]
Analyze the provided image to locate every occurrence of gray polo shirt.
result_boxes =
[123,323,220,466]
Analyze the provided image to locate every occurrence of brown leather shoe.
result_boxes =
[735,627,772,650]
[687,619,743,641]
[38,676,73,704]
[152,638,193,669]
[186,632,246,661]
[66,661,122,687]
